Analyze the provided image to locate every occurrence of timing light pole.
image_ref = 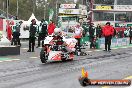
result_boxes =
[6,0,9,19]
[44,0,47,20]
[56,0,58,25]
[17,0,19,17]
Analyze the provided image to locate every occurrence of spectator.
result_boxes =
[118,29,124,38]
[124,28,129,37]
[129,26,132,44]
[102,22,114,52]
[111,25,116,37]
[48,20,56,35]
[15,16,18,20]
[11,23,21,46]
[27,19,37,52]
[7,22,12,41]
[96,24,102,38]
[89,23,95,49]
[74,23,83,52]
[36,19,48,48]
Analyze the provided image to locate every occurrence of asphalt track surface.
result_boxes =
[0,40,132,88]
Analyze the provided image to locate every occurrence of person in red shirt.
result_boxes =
[48,20,56,35]
[102,22,114,51]
[7,23,12,41]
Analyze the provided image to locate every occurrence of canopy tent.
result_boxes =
[28,13,38,22]
[23,13,39,26]
[21,13,40,38]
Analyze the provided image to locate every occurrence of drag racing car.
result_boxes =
[40,28,77,63]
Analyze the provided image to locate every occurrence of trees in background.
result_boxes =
[0,0,81,21]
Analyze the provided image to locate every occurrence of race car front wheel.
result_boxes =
[40,49,47,63]
[61,53,67,62]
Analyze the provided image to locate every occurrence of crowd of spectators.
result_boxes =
[87,23,132,39]
[83,23,132,49]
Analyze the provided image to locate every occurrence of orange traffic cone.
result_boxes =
[81,67,88,78]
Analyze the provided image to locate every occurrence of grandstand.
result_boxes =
[90,0,132,24]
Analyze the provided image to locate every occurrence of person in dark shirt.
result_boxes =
[129,26,132,44]
[89,23,95,49]
[36,19,47,48]
[96,24,102,38]
[27,19,37,52]
[11,22,21,46]
[118,29,123,38]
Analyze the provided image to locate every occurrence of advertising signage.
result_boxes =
[59,4,76,9]
[93,5,114,10]
[93,5,132,11]
[114,5,132,11]
[59,8,87,15]
[95,5,113,10]
[59,8,80,14]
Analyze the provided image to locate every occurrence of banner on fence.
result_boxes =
[98,38,130,48]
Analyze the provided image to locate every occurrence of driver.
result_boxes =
[53,28,63,45]
[52,28,66,51]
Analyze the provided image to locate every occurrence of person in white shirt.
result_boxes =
[74,23,83,52]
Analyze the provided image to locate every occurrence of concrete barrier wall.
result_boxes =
[98,37,130,49]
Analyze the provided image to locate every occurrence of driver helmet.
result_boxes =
[54,28,62,35]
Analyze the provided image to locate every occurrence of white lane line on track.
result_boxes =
[112,48,118,50]
[21,48,28,50]
[30,57,38,59]
[4,59,20,61]
[94,50,102,52]
[38,47,42,48]
[0,59,20,63]
[86,51,93,53]
[121,47,128,48]
[86,50,102,52]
